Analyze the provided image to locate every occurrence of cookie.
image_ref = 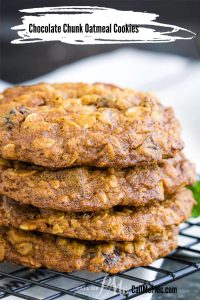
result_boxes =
[0,226,178,274]
[0,154,195,212]
[0,189,194,241]
[0,83,183,168]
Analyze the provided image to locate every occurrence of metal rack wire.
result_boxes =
[0,220,200,300]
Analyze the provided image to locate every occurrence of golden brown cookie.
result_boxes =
[0,153,195,212]
[0,226,178,274]
[0,83,183,168]
[0,188,194,241]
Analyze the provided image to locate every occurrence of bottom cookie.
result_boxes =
[0,226,178,274]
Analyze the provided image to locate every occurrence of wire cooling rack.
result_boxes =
[0,220,199,300]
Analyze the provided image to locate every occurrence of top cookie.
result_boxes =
[0,83,183,168]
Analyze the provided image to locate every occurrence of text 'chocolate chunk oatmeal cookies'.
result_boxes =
[0,153,195,212]
[0,188,194,241]
[0,226,178,274]
[0,83,183,168]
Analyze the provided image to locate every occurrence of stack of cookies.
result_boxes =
[0,83,196,273]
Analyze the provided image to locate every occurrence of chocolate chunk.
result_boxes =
[103,251,120,265]
[4,117,14,129]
